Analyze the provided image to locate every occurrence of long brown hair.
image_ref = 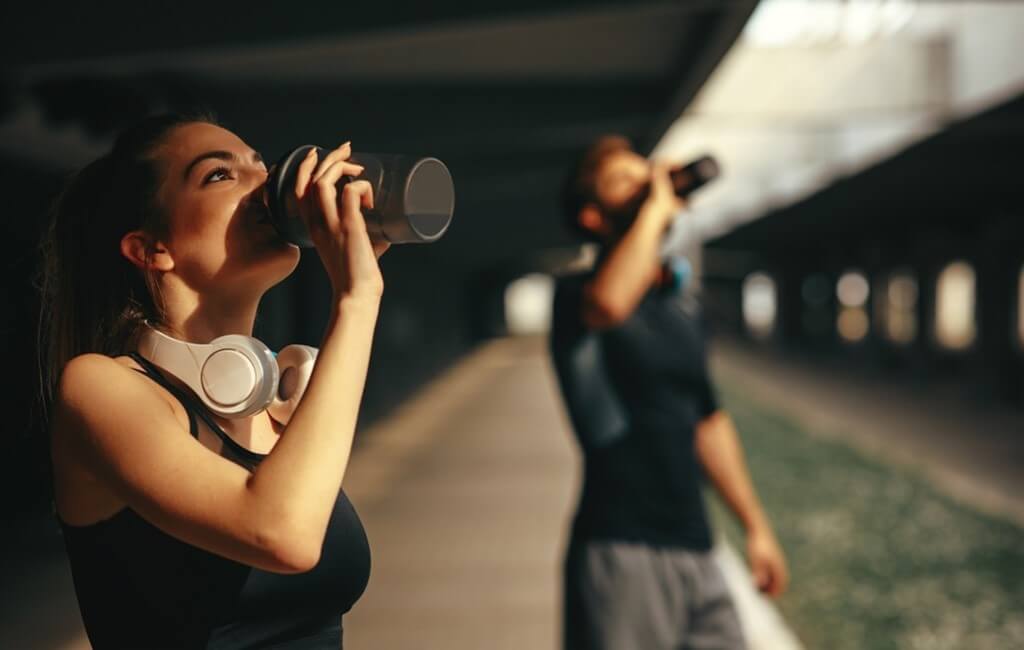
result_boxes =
[37,112,215,412]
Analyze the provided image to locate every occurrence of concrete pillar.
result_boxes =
[975,215,1024,403]
[775,261,807,349]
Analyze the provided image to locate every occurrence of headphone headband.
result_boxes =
[137,326,280,419]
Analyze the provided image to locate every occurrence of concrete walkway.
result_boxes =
[343,336,798,649]
[343,336,576,648]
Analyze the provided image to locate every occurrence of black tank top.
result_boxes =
[59,354,371,649]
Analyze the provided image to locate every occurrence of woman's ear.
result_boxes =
[578,204,610,238]
[120,230,174,272]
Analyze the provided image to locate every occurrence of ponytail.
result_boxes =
[37,112,216,413]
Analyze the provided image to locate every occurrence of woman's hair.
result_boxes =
[37,112,217,410]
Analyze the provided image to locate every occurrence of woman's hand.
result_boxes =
[293,142,390,302]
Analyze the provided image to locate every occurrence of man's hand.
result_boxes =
[639,161,684,232]
[746,527,789,598]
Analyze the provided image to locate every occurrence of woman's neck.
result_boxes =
[160,287,262,343]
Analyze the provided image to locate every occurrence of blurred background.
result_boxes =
[2,1,1023,648]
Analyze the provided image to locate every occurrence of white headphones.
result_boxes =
[137,325,317,425]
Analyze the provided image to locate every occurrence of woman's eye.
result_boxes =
[203,167,233,184]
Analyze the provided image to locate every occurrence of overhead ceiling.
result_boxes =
[705,89,1024,262]
[659,2,1024,251]
[2,0,756,269]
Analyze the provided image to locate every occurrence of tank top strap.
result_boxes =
[126,353,267,468]
[127,352,200,440]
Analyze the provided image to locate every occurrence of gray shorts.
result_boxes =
[564,539,747,650]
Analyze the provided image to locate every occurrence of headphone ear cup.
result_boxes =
[201,334,279,418]
[267,345,318,425]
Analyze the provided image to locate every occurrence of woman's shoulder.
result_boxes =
[59,353,145,401]
[62,352,135,374]
[52,354,188,525]
[55,353,180,435]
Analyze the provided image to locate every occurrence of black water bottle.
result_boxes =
[264,145,455,247]
[613,154,720,224]
[669,155,719,198]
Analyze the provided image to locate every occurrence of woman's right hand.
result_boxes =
[293,142,389,302]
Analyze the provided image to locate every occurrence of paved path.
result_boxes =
[344,336,798,649]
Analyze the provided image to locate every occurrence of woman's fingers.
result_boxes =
[288,142,384,298]
[308,176,374,237]
[294,142,364,217]
[312,142,362,184]
[313,160,367,194]
[304,150,369,231]
[339,180,375,225]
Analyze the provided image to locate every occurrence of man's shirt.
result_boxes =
[550,273,718,549]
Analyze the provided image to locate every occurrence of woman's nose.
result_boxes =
[246,165,270,193]
[252,180,270,211]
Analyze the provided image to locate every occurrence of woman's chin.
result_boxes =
[237,238,301,287]
[263,242,302,278]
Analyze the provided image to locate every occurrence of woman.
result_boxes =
[39,113,387,648]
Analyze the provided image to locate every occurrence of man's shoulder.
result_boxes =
[553,270,594,293]
[550,272,594,341]
[551,271,595,312]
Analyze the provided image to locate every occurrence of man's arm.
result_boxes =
[695,410,789,598]
[583,163,679,329]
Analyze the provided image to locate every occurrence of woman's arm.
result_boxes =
[242,143,383,570]
[243,297,378,568]
[56,305,372,574]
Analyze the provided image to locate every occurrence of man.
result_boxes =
[550,136,788,650]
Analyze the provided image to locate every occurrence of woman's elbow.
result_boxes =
[255,520,323,574]
[273,542,322,574]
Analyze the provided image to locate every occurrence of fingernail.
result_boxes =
[305,148,316,157]
[341,141,352,148]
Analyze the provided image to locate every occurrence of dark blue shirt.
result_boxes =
[550,273,717,550]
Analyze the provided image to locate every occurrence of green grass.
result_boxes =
[709,382,1024,650]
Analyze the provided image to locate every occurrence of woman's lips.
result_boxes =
[243,189,272,225]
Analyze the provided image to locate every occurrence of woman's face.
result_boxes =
[152,122,299,296]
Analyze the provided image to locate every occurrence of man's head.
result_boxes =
[562,135,653,242]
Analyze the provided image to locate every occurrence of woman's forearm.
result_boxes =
[245,297,379,556]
